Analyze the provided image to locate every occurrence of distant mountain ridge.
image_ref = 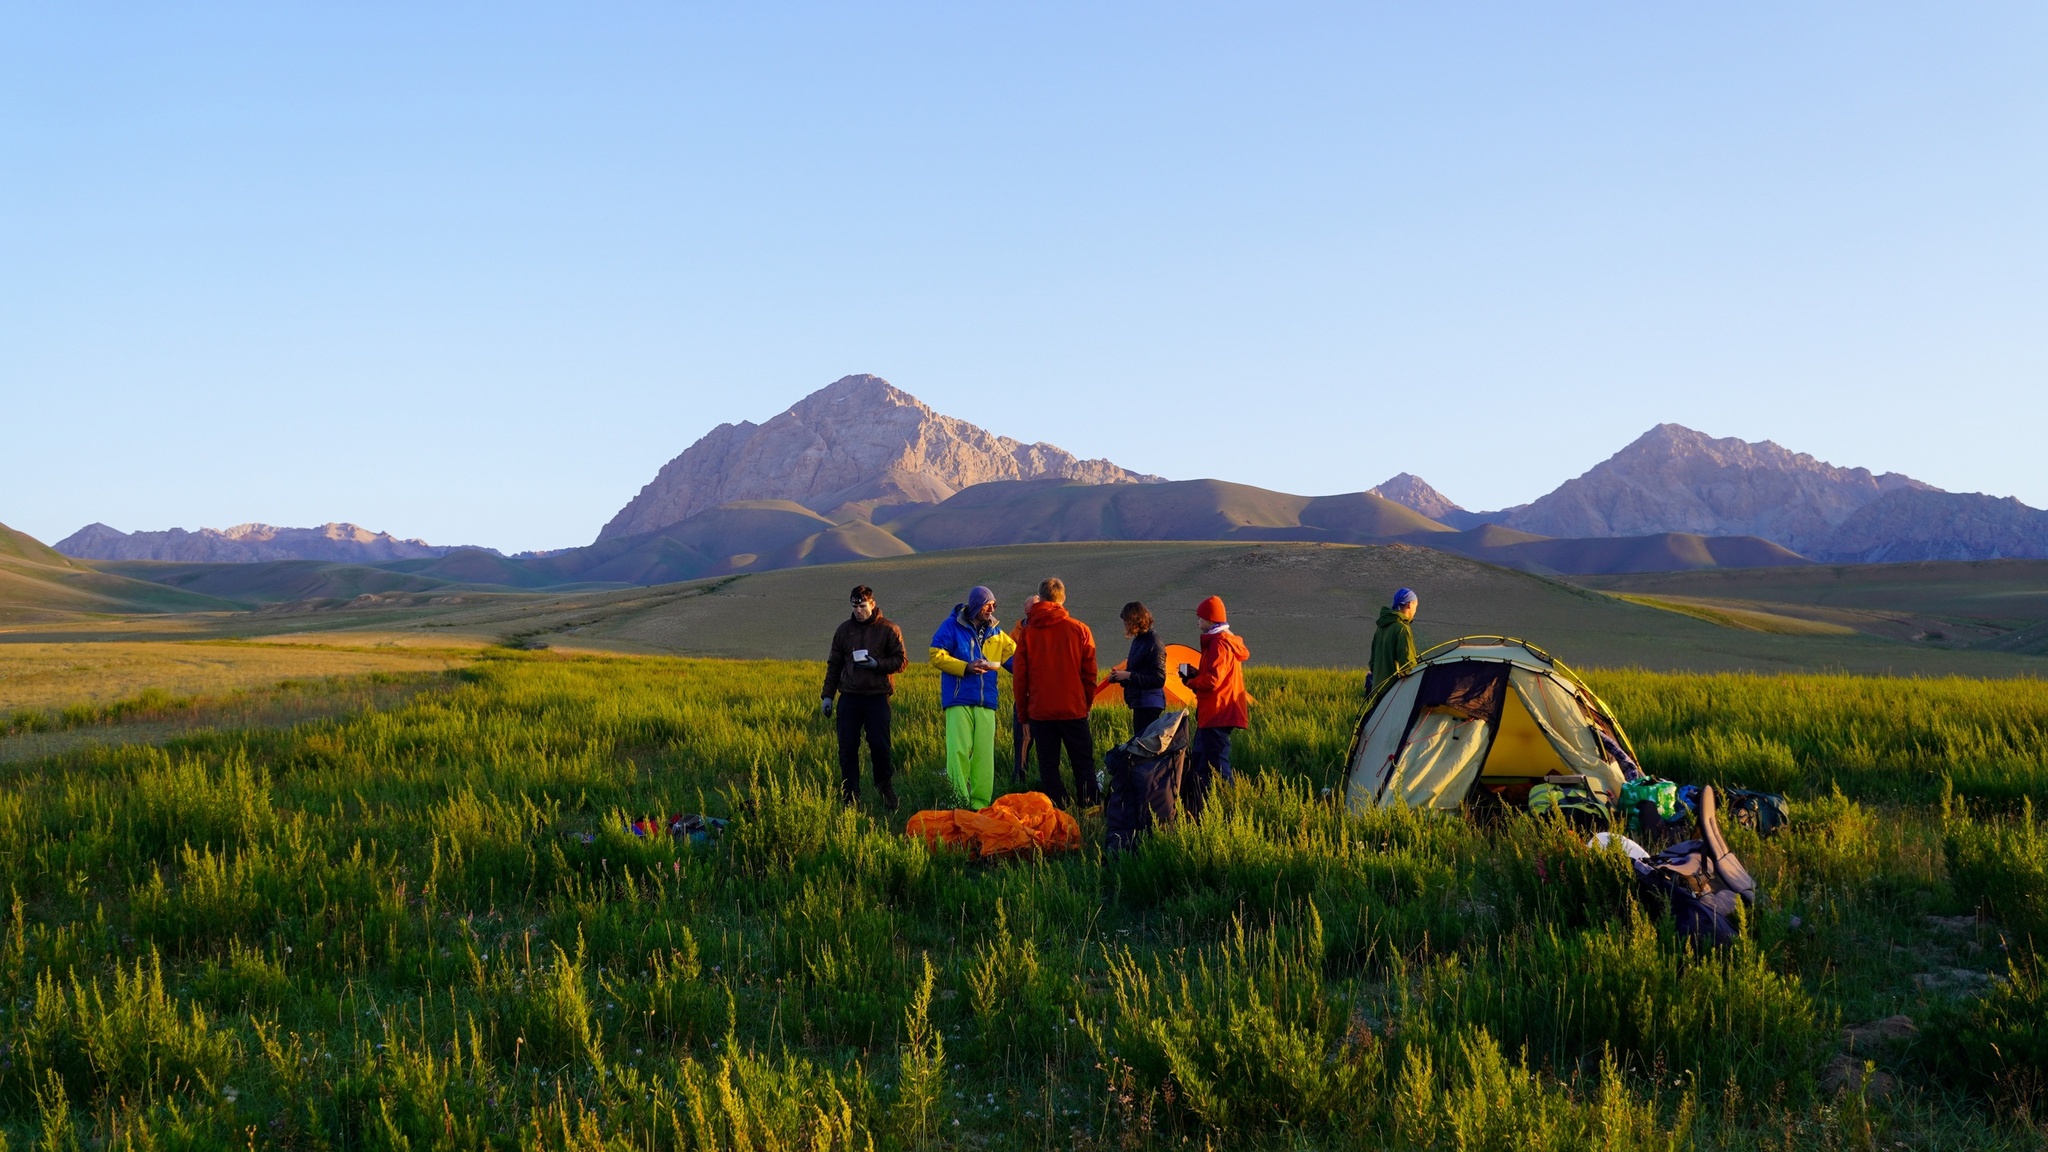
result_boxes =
[1817,489,2048,563]
[1497,424,1933,553]
[597,374,1160,541]
[57,522,490,564]
[1367,425,2046,563]
[44,378,2048,579]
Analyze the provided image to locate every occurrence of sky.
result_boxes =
[3,3,2043,553]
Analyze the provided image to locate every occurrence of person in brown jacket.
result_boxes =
[1010,577,1099,806]
[821,585,908,809]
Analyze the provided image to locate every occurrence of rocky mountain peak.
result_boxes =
[597,374,1163,541]
[1501,424,1939,554]
[1368,473,1465,522]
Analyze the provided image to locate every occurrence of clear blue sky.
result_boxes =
[5,4,2043,552]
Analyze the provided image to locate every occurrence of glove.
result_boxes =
[820,696,835,718]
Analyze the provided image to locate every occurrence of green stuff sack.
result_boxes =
[1622,778,1679,818]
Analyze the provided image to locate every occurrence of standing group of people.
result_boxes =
[820,579,1423,816]
[818,578,1253,818]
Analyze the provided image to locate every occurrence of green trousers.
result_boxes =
[943,705,996,810]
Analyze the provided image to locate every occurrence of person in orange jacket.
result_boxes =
[1011,578,1100,806]
[1177,595,1250,820]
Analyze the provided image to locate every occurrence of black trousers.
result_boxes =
[1183,726,1237,821]
[1011,707,1033,782]
[835,694,893,796]
[1130,706,1164,740]
[1031,717,1098,805]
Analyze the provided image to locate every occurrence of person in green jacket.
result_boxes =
[1367,587,1418,698]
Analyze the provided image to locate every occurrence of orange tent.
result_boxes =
[905,791,1081,860]
[1093,643,1201,708]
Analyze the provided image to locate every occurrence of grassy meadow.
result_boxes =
[0,650,2041,1149]
[0,642,473,715]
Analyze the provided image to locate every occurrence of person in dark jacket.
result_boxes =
[822,585,908,809]
[1367,587,1419,699]
[1011,577,1100,806]
[1104,601,1168,738]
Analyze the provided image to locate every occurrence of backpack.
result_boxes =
[665,813,729,846]
[1632,786,1757,946]
[1528,781,1609,832]
[1724,789,1789,837]
[1104,711,1190,852]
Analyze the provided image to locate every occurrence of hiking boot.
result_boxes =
[880,787,901,813]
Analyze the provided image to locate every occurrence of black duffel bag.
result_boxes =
[1104,710,1190,853]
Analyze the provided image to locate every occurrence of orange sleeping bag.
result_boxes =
[905,791,1082,860]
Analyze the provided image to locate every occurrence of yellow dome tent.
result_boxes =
[1343,637,1640,813]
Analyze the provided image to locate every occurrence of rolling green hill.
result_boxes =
[92,559,474,606]
[0,521,239,624]
[1579,559,2048,652]
[394,501,916,588]
[16,504,2043,674]
[877,479,1453,549]
[150,540,2048,676]
[1431,528,1810,575]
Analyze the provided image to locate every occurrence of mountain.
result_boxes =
[56,522,484,564]
[598,374,1161,541]
[1500,424,1933,554]
[1368,474,1463,522]
[1368,473,1513,531]
[427,477,1772,585]
[1815,490,2048,563]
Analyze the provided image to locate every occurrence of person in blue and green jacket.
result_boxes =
[928,585,1017,809]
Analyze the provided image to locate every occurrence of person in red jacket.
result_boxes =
[1178,595,1250,820]
[1010,577,1100,806]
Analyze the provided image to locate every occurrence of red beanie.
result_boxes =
[1196,595,1227,623]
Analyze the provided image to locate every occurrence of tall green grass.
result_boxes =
[0,652,2035,1147]
[1588,670,2048,806]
